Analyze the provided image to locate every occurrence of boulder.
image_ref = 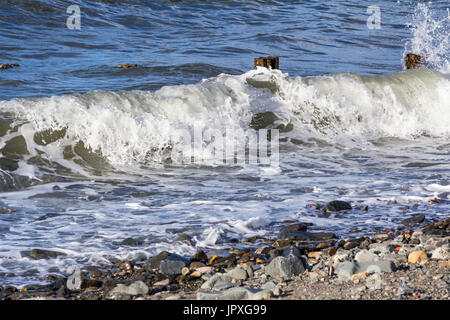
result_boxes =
[144,251,189,273]
[264,255,305,280]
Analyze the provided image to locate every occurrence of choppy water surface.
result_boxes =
[0,1,449,287]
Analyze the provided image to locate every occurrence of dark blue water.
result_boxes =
[0,0,446,100]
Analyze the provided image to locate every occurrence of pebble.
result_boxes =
[191,250,208,261]
[255,245,272,255]
[195,266,214,275]
[351,272,367,281]
[197,286,271,300]
[200,274,233,290]
[181,267,190,276]
[247,266,254,278]
[438,260,449,267]
[374,234,389,241]
[355,250,379,263]
[408,251,428,264]
[110,281,148,296]
[307,251,322,259]
[153,279,169,286]
[333,260,396,281]
[332,250,351,263]
[343,240,360,250]
[430,246,449,260]
[226,267,248,281]
[261,281,277,291]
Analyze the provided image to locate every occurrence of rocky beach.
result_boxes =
[2,203,448,301]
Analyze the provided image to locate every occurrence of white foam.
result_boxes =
[404,3,450,74]
[1,64,449,175]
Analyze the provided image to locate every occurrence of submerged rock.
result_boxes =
[279,223,309,233]
[249,112,279,130]
[401,214,425,227]
[21,249,66,260]
[323,200,352,213]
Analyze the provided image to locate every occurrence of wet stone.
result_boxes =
[279,223,309,233]
[323,200,352,213]
[278,230,336,241]
[401,214,425,227]
[120,237,143,246]
[21,249,67,260]
[191,250,208,262]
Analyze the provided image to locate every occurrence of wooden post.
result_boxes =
[405,53,425,69]
[254,56,279,70]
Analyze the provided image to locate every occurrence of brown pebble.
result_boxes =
[120,261,133,273]
[181,267,190,276]
[374,233,389,241]
[408,250,428,264]
[323,247,337,256]
[192,250,208,262]
[316,243,328,249]
[307,251,322,259]
[351,272,367,281]
[153,279,169,286]
[274,240,291,248]
[438,260,449,267]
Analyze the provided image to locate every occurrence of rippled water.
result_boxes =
[0,0,449,287]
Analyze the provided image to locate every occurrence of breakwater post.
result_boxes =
[254,56,279,70]
[405,53,425,69]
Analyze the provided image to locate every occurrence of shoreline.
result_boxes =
[1,215,448,301]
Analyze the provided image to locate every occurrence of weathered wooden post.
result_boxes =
[254,56,279,70]
[118,64,138,68]
[405,53,425,69]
